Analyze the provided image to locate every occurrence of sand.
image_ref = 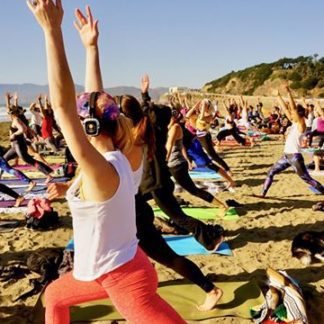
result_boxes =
[0,122,323,324]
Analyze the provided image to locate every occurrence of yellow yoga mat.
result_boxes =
[32,279,264,322]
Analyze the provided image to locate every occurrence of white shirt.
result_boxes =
[284,123,304,154]
[66,151,138,281]
[30,110,42,126]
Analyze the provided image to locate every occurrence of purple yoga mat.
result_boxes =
[14,163,61,171]
[0,199,30,208]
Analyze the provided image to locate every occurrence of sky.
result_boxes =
[1,0,324,89]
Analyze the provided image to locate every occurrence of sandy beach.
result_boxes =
[0,121,323,324]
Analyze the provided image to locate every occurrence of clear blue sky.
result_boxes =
[1,0,324,88]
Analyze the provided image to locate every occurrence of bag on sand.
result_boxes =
[25,198,59,230]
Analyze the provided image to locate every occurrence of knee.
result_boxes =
[44,281,63,310]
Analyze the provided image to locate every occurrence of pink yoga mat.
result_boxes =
[14,163,61,171]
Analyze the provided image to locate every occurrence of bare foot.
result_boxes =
[207,235,224,252]
[45,176,53,185]
[14,196,25,207]
[198,287,223,311]
[25,181,36,192]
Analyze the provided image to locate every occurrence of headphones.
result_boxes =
[82,92,101,137]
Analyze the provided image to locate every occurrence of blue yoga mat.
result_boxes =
[66,236,232,256]
[308,186,323,195]
[164,235,232,256]
[188,167,221,180]
[0,177,69,187]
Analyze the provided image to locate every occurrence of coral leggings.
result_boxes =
[45,247,185,324]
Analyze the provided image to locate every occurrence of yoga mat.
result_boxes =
[0,220,20,233]
[32,279,264,322]
[14,163,61,171]
[301,147,324,153]
[309,170,324,177]
[0,206,28,214]
[188,167,222,180]
[0,199,30,208]
[0,176,69,187]
[153,207,239,221]
[174,181,235,194]
[308,186,323,195]
[165,235,232,256]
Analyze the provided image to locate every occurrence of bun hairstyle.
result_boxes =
[118,95,155,160]
[77,92,133,154]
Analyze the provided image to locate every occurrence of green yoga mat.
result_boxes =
[153,206,239,221]
[32,280,264,322]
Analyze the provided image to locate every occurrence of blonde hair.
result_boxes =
[111,114,134,155]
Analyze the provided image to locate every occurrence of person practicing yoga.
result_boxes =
[0,147,36,192]
[186,98,233,174]
[0,183,24,207]
[307,101,324,147]
[2,102,53,184]
[166,107,228,212]
[258,86,324,197]
[29,2,185,323]
[39,95,61,153]
[216,99,247,146]
[47,6,223,312]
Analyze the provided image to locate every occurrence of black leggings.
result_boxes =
[169,162,214,203]
[0,183,19,199]
[150,178,223,250]
[216,127,246,145]
[197,132,230,171]
[135,193,215,293]
[307,129,324,147]
[4,138,52,176]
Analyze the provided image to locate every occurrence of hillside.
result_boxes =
[203,56,324,97]
[0,84,168,105]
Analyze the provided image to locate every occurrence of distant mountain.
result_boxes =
[0,84,168,105]
[203,55,324,97]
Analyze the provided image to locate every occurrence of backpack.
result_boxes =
[25,198,59,230]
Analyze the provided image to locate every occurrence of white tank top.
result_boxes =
[133,159,143,192]
[284,123,304,154]
[66,150,138,281]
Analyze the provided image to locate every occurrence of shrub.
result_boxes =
[288,71,302,82]
[302,77,319,90]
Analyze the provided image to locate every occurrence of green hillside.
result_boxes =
[203,55,324,97]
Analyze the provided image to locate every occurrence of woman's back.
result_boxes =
[67,150,138,281]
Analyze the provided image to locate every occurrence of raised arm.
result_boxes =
[141,74,151,104]
[74,6,103,92]
[13,93,19,107]
[276,90,291,121]
[38,95,46,118]
[186,100,200,118]
[27,0,114,194]
[5,93,12,112]
[285,86,297,112]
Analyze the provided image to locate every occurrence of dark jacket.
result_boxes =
[139,92,172,194]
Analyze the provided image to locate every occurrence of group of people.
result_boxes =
[0,1,322,323]
[0,91,65,206]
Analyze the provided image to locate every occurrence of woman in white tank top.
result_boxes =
[257,87,324,197]
[28,3,184,323]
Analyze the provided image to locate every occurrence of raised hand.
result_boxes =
[27,0,63,31]
[141,74,150,93]
[74,6,99,48]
